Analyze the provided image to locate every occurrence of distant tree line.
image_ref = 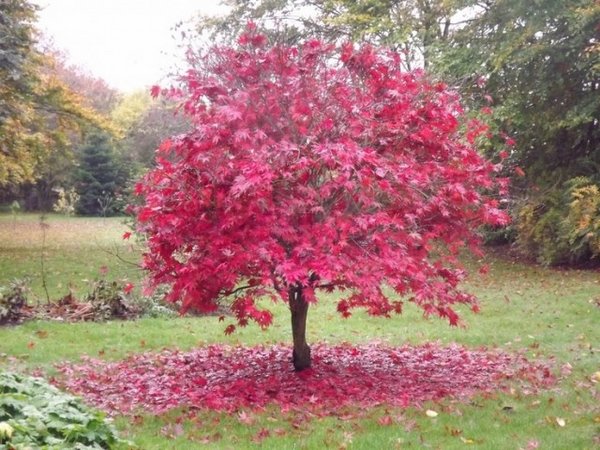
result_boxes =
[1,0,599,264]
[0,0,189,215]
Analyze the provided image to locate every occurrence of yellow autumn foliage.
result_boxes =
[516,177,600,265]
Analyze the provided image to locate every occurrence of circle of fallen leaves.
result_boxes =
[55,343,554,416]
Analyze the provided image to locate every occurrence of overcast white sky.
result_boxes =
[35,0,227,92]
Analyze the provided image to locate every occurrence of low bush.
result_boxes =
[86,280,136,321]
[0,372,130,449]
[133,285,178,319]
[515,177,600,265]
[0,280,29,325]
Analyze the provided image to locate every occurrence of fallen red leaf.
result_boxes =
[55,343,554,416]
[252,427,271,443]
[378,415,394,426]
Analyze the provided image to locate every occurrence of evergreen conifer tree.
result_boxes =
[75,133,124,216]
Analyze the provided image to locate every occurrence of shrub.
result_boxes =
[515,177,600,265]
[482,224,517,246]
[52,187,80,216]
[133,286,179,319]
[0,280,29,325]
[86,280,135,321]
[564,179,600,258]
[0,372,130,449]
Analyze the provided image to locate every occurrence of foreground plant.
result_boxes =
[136,25,509,370]
[0,371,129,449]
[0,279,28,325]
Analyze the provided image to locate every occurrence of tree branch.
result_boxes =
[315,282,338,290]
[100,245,143,269]
[221,285,252,297]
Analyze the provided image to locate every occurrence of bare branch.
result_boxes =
[221,285,252,297]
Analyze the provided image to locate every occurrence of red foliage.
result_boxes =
[123,283,134,295]
[135,28,509,329]
[55,343,552,416]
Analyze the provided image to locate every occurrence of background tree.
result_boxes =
[310,0,471,69]
[197,0,470,69]
[0,0,114,208]
[112,92,190,169]
[111,90,153,133]
[136,29,509,370]
[47,49,120,115]
[1,0,44,185]
[435,0,600,263]
[74,132,129,216]
[437,0,599,181]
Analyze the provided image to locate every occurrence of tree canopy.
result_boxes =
[197,0,600,265]
[135,28,509,370]
[437,0,599,183]
[0,0,112,188]
[75,132,129,216]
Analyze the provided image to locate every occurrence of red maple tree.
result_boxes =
[135,26,509,371]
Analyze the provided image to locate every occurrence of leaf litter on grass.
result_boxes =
[55,342,554,416]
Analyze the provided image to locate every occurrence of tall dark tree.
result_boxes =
[433,0,600,264]
[75,133,128,216]
[436,0,600,183]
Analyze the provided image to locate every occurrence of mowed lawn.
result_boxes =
[0,214,599,449]
[0,214,141,300]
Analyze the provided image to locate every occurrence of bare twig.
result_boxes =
[221,285,252,297]
[99,244,144,270]
[39,214,51,305]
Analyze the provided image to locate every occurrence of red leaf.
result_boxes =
[123,282,134,294]
[252,428,271,443]
[159,139,172,153]
[378,415,394,426]
[150,85,161,98]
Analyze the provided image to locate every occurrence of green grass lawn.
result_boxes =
[1,214,599,449]
[0,213,141,300]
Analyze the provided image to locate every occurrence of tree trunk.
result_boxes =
[289,286,311,371]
